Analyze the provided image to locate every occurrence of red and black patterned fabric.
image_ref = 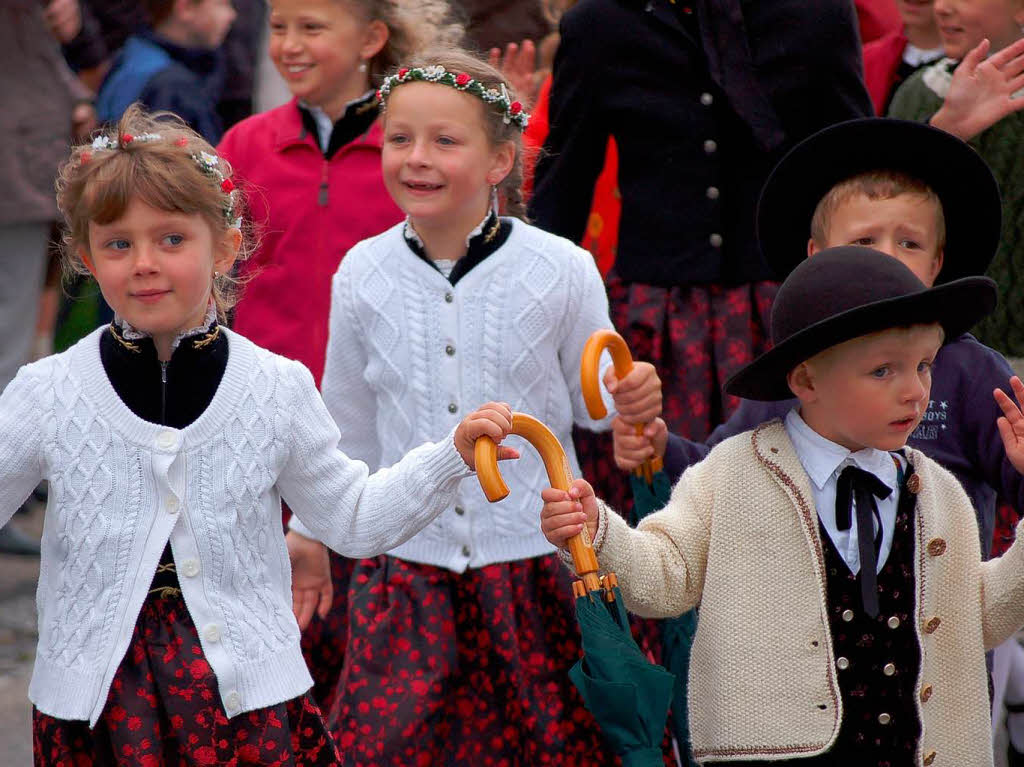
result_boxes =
[326,553,674,766]
[33,588,341,767]
[300,550,356,713]
[574,273,778,517]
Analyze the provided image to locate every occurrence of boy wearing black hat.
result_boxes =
[541,247,1024,765]
[613,118,1020,559]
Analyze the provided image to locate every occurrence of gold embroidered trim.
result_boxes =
[155,561,177,574]
[109,323,141,353]
[483,215,501,244]
[191,325,221,349]
[148,586,182,598]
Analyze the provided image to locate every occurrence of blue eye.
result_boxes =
[870,366,890,378]
[437,136,456,146]
[106,238,130,251]
[388,134,408,145]
[918,360,932,374]
[162,234,184,247]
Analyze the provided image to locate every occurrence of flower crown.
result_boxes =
[377,65,530,132]
[83,132,241,229]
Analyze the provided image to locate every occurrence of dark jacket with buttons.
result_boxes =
[529,0,872,287]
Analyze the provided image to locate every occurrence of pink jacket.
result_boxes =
[218,100,402,384]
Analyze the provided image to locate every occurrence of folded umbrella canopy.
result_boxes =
[582,330,698,767]
[475,413,674,767]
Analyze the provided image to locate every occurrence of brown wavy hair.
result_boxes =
[56,104,253,322]
[386,48,528,219]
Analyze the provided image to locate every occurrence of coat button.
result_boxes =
[181,559,200,577]
[836,656,850,670]
[927,538,946,556]
[461,545,470,557]
[883,663,896,676]
[841,609,854,622]
[924,616,941,633]
[709,233,723,248]
[203,624,221,642]
[700,92,714,106]
[448,402,458,414]
[923,751,936,766]
[906,473,921,494]
[455,506,465,516]
[921,683,933,702]
[445,344,456,356]
[156,430,178,450]
[703,139,717,153]
[887,615,901,629]
[166,497,180,514]
[877,712,891,725]
[444,292,454,303]
[706,186,720,200]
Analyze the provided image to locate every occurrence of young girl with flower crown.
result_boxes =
[283,49,662,764]
[216,0,461,710]
[4,105,514,766]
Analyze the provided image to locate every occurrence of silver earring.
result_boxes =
[358,60,367,73]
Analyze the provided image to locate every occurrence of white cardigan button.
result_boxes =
[181,559,200,577]
[204,625,221,642]
[166,498,180,514]
[877,712,891,725]
[836,657,850,670]
[225,692,241,712]
[156,431,178,450]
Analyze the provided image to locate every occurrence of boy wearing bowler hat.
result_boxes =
[613,118,1020,560]
[541,247,1024,766]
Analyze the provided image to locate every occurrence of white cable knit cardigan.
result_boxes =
[291,219,615,571]
[591,420,1024,766]
[0,327,471,726]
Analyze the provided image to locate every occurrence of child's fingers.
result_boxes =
[997,416,1020,453]
[316,581,333,620]
[994,384,1024,424]
[989,35,1024,71]
[496,446,520,462]
[293,588,316,631]
[960,38,991,75]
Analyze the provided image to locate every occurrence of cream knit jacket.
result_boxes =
[292,219,615,571]
[592,420,1024,765]
[0,327,471,726]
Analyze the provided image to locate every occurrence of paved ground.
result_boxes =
[0,499,42,766]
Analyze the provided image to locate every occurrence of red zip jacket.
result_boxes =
[218,100,402,384]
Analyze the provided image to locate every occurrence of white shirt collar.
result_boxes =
[300,90,375,153]
[785,408,899,493]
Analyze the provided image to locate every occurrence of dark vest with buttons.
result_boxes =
[711,465,921,767]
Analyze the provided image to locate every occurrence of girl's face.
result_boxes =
[381,82,515,235]
[268,0,388,118]
[82,199,239,359]
[896,0,938,34]
[933,0,1024,59]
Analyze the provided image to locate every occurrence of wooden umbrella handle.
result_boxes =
[475,412,602,592]
[580,330,663,479]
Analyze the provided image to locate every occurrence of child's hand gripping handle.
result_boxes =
[581,329,663,482]
[475,413,602,593]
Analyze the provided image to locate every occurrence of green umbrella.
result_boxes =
[581,328,699,767]
[569,580,676,767]
[630,473,699,767]
[475,412,676,766]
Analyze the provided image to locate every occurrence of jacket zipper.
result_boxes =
[160,361,168,424]
[318,161,329,206]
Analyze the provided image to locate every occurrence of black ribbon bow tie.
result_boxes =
[835,465,892,618]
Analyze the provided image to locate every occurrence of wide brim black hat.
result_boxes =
[757,118,1001,283]
[725,246,996,401]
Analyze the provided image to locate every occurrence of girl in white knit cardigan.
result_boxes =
[2,106,516,766]
[283,49,663,764]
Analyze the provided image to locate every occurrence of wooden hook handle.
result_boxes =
[475,413,601,591]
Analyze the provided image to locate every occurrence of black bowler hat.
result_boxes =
[725,246,996,401]
[757,118,1001,283]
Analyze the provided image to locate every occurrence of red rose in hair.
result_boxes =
[175,137,188,147]
[221,178,235,194]
[510,102,523,115]
[398,68,409,78]
[121,134,134,143]
[80,151,92,164]
[455,73,471,87]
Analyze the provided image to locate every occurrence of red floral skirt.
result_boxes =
[326,554,672,766]
[33,589,340,766]
[574,274,778,517]
[300,551,356,713]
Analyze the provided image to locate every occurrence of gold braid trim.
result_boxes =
[109,322,141,353]
[483,214,501,244]
[191,325,221,349]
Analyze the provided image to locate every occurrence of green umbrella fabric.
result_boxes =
[569,586,675,767]
[630,471,699,767]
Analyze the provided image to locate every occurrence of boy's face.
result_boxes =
[809,193,944,287]
[791,324,943,453]
[933,0,1024,59]
[183,0,236,49]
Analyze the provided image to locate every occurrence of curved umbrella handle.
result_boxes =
[580,330,663,479]
[475,412,602,592]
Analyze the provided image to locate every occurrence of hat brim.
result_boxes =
[724,276,997,401]
[756,118,1001,283]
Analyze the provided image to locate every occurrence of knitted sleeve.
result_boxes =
[0,365,44,527]
[558,243,616,432]
[319,253,380,469]
[277,359,472,557]
[591,461,713,619]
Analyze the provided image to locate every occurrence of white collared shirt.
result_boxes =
[784,409,904,574]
